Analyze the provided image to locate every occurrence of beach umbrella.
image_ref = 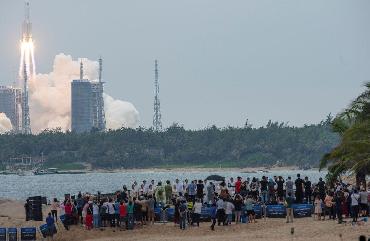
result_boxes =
[205,174,225,182]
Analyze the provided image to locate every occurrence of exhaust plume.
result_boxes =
[29,53,140,133]
[0,113,13,133]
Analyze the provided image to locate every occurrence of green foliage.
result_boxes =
[0,120,338,169]
[321,82,370,184]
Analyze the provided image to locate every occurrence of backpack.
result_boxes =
[100,205,107,215]
[179,203,187,213]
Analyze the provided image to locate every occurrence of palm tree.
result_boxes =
[320,82,370,187]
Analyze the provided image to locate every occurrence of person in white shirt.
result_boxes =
[192,199,203,226]
[107,198,116,227]
[92,201,100,228]
[227,177,235,196]
[175,179,184,195]
[359,188,369,217]
[225,200,235,225]
[351,189,360,222]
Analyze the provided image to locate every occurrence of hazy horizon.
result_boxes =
[1,0,369,129]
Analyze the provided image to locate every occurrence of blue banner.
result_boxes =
[266,205,286,218]
[254,204,262,218]
[20,227,36,241]
[0,228,6,241]
[292,204,313,218]
[8,228,17,241]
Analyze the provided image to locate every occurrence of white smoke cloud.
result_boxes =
[29,53,140,132]
[104,94,140,130]
[0,113,13,133]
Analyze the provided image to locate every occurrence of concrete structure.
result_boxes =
[71,61,105,133]
[0,86,22,132]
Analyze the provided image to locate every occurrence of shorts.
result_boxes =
[360,203,368,211]
[246,210,255,216]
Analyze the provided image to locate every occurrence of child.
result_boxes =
[314,195,323,220]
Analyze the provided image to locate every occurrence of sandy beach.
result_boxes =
[0,199,368,241]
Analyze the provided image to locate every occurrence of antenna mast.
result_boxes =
[153,60,162,131]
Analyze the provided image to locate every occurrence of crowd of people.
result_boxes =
[40,174,370,239]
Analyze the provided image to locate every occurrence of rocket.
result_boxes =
[22,0,32,41]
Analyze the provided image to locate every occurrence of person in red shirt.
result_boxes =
[235,177,242,194]
[63,200,72,230]
[119,201,128,229]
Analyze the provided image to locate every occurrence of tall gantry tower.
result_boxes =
[153,60,162,131]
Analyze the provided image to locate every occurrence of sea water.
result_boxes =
[0,169,327,200]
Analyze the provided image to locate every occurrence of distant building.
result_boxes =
[71,80,105,133]
[0,86,22,132]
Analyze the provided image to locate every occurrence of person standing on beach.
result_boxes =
[50,198,59,222]
[165,180,173,204]
[85,201,93,230]
[304,177,312,203]
[206,182,215,204]
[235,177,242,195]
[323,192,335,220]
[196,180,205,204]
[359,188,369,217]
[179,200,188,230]
[334,190,344,224]
[119,201,128,229]
[245,195,256,223]
[286,177,294,199]
[285,192,294,223]
[276,176,285,200]
[225,199,235,225]
[192,198,202,226]
[155,181,165,205]
[24,199,30,221]
[147,195,155,224]
[260,176,268,204]
[318,178,326,201]
[216,198,226,226]
[314,195,323,220]
[76,192,85,224]
[175,179,184,196]
[188,180,197,204]
[64,200,72,230]
[351,189,360,222]
[92,201,100,229]
[46,212,56,241]
[295,174,304,203]
[234,194,243,224]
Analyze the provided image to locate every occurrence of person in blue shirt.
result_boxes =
[46,212,55,240]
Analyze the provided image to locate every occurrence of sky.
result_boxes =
[0,0,369,129]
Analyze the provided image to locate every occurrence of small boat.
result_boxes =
[34,168,86,175]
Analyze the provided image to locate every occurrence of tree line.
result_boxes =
[0,118,338,169]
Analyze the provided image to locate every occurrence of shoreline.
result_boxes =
[91,165,314,173]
